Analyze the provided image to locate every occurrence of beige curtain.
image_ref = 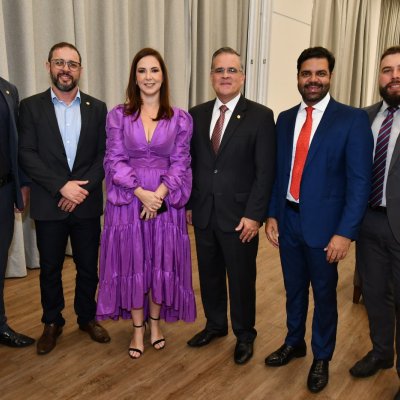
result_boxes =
[310,0,378,107]
[189,0,249,106]
[1,0,249,277]
[372,0,400,101]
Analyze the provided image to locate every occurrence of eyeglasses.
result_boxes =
[50,59,81,71]
[212,67,242,75]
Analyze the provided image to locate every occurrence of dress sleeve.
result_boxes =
[104,105,140,205]
[161,109,193,208]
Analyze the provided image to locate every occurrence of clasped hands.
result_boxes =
[135,187,164,221]
[58,180,89,212]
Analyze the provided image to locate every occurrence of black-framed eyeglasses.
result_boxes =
[50,59,81,71]
[212,67,242,75]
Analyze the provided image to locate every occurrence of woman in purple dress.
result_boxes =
[96,48,196,359]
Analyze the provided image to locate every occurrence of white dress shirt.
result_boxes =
[371,101,400,207]
[287,93,331,202]
[209,93,241,140]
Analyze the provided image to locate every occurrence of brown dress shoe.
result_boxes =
[37,324,62,355]
[80,320,110,343]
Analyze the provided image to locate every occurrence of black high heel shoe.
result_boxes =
[149,316,165,350]
[128,323,145,359]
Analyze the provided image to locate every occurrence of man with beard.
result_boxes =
[349,46,400,400]
[264,47,373,393]
[19,42,110,355]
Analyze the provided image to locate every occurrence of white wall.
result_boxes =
[266,0,314,116]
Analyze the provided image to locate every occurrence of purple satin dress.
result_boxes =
[96,105,196,322]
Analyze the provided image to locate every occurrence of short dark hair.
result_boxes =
[297,46,335,74]
[48,42,82,64]
[124,47,173,121]
[380,46,400,63]
[211,47,243,70]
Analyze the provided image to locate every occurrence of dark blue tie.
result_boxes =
[369,106,398,207]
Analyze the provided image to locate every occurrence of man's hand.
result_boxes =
[60,180,89,204]
[186,210,192,225]
[324,234,351,263]
[265,217,279,248]
[15,186,30,213]
[58,196,77,212]
[235,217,260,243]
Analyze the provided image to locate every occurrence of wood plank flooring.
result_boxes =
[1,226,398,400]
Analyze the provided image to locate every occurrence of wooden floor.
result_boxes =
[2,226,398,400]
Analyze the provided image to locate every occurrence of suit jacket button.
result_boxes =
[214,169,218,174]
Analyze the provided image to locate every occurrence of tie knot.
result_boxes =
[305,106,314,115]
[220,105,228,114]
[387,106,399,115]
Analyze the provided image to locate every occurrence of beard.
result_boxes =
[50,71,78,92]
[379,81,400,107]
[298,81,330,105]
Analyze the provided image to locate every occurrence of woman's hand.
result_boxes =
[140,205,157,220]
[134,187,163,212]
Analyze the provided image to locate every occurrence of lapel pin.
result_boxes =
[236,114,241,119]
[86,101,90,106]
[5,90,10,95]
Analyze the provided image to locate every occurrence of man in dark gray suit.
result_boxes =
[186,47,276,364]
[349,46,400,400]
[19,42,110,355]
[0,77,35,348]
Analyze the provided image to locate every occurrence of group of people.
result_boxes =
[0,40,399,398]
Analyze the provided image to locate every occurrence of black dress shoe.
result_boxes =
[265,342,307,366]
[234,341,253,364]
[187,329,227,347]
[307,359,329,393]
[349,351,393,378]
[0,326,35,348]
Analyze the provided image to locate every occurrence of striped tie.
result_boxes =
[369,106,398,207]
[211,105,228,154]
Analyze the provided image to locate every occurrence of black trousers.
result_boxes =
[35,214,101,327]
[356,208,400,369]
[0,182,14,330]
[194,214,258,343]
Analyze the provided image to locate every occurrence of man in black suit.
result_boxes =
[0,77,35,348]
[349,46,400,400]
[186,47,276,364]
[19,42,110,355]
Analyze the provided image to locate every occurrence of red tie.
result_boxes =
[289,106,314,200]
[211,105,228,153]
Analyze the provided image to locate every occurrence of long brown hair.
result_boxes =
[124,47,173,121]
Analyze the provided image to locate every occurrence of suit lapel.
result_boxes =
[217,96,246,156]
[0,80,16,119]
[200,101,215,157]
[283,106,299,177]
[41,89,67,152]
[389,108,400,173]
[76,92,90,156]
[304,98,338,168]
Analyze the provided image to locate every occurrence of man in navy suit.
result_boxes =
[264,47,373,392]
[0,77,35,348]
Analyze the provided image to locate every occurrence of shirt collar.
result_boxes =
[299,93,331,113]
[51,88,81,105]
[215,93,241,112]
[381,100,399,114]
